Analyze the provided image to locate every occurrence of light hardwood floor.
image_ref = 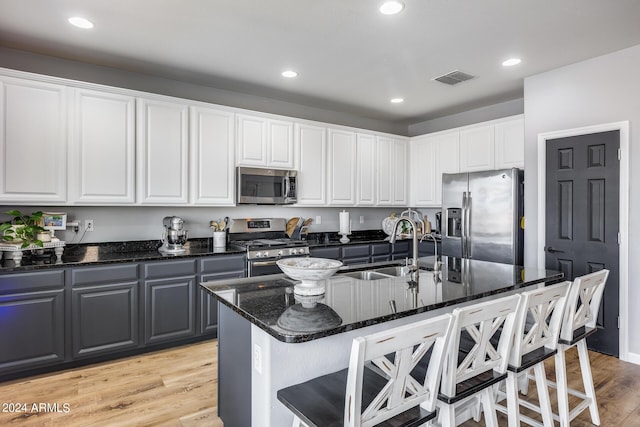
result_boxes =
[1,340,639,426]
[0,342,221,426]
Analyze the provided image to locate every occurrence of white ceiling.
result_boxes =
[2,0,640,124]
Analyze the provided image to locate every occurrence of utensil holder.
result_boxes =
[213,231,226,248]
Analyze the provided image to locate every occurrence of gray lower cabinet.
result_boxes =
[391,240,411,260]
[0,270,65,374]
[0,253,249,378]
[70,264,139,359]
[371,242,391,263]
[340,244,370,265]
[309,246,341,260]
[143,259,197,345]
[199,254,245,336]
[419,240,441,257]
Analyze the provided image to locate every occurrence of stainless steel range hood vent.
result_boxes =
[432,70,476,85]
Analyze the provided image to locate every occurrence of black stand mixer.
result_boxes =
[159,216,188,254]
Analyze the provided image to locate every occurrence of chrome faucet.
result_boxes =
[420,232,440,272]
[390,217,419,284]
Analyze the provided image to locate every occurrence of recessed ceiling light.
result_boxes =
[379,1,405,15]
[502,58,522,67]
[281,70,298,78]
[68,16,94,29]
[390,98,404,104]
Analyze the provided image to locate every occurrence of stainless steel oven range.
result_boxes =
[228,218,310,277]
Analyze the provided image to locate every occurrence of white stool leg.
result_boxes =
[505,372,520,427]
[437,402,456,427]
[577,340,600,425]
[481,387,499,427]
[292,415,304,427]
[518,368,531,395]
[533,362,554,427]
[555,348,570,427]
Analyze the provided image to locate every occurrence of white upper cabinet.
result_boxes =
[377,137,408,206]
[459,124,495,172]
[236,114,294,168]
[409,135,436,206]
[137,98,189,204]
[434,132,460,204]
[392,139,408,205]
[409,132,459,207]
[295,123,327,205]
[69,88,136,204]
[356,133,376,206]
[190,106,235,205]
[0,76,68,204]
[236,114,265,165]
[494,116,524,169]
[268,119,294,168]
[327,128,357,205]
[410,115,523,206]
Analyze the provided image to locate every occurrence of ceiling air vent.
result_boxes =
[432,70,476,85]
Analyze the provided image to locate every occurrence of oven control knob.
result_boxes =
[277,250,283,256]
[254,252,261,258]
[291,249,298,255]
[262,251,269,258]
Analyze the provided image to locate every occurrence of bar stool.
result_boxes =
[494,281,571,427]
[435,294,521,427]
[277,313,453,427]
[553,269,609,427]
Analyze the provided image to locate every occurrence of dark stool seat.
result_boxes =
[276,314,453,427]
[277,366,437,427]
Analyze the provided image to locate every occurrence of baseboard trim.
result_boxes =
[621,351,640,365]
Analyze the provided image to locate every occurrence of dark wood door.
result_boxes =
[545,130,620,356]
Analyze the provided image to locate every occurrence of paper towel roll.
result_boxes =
[339,210,350,234]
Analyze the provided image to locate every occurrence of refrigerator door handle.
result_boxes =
[461,192,468,258]
[465,191,472,258]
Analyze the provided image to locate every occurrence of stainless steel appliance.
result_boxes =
[236,167,297,205]
[159,216,188,254]
[228,218,310,276]
[441,168,524,264]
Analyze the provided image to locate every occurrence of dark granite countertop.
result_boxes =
[0,230,439,273]
[304,230,440,247]
[0,238,244,272]
[201,256,563,343]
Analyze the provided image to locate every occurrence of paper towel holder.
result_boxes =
[339,210,351,244]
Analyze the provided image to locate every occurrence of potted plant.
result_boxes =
[0,210,46,248]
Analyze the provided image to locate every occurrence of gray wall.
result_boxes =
[523,44,640,356]
[0,46,406,135]
[407,98,524,136]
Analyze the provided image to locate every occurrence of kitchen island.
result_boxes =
[201,256,563,427]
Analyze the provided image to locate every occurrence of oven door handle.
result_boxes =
[251,260,279,267]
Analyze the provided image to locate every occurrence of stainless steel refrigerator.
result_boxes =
[441,168,524,265]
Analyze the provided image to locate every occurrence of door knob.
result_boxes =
[545,246,564,253]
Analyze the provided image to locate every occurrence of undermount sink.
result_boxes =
[341,265,413,280]
[372,266,412,277]
[341,270,394,280]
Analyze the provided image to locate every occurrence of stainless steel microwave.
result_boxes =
[236,167,297,205]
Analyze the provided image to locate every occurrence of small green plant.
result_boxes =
[0,210,45,248]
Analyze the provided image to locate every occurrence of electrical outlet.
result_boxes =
[359,215,364,224]
[253,344,263,374]
[315,215,322,225]
[85,219,94,232]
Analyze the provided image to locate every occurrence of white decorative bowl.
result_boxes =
[277,257,343,295]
